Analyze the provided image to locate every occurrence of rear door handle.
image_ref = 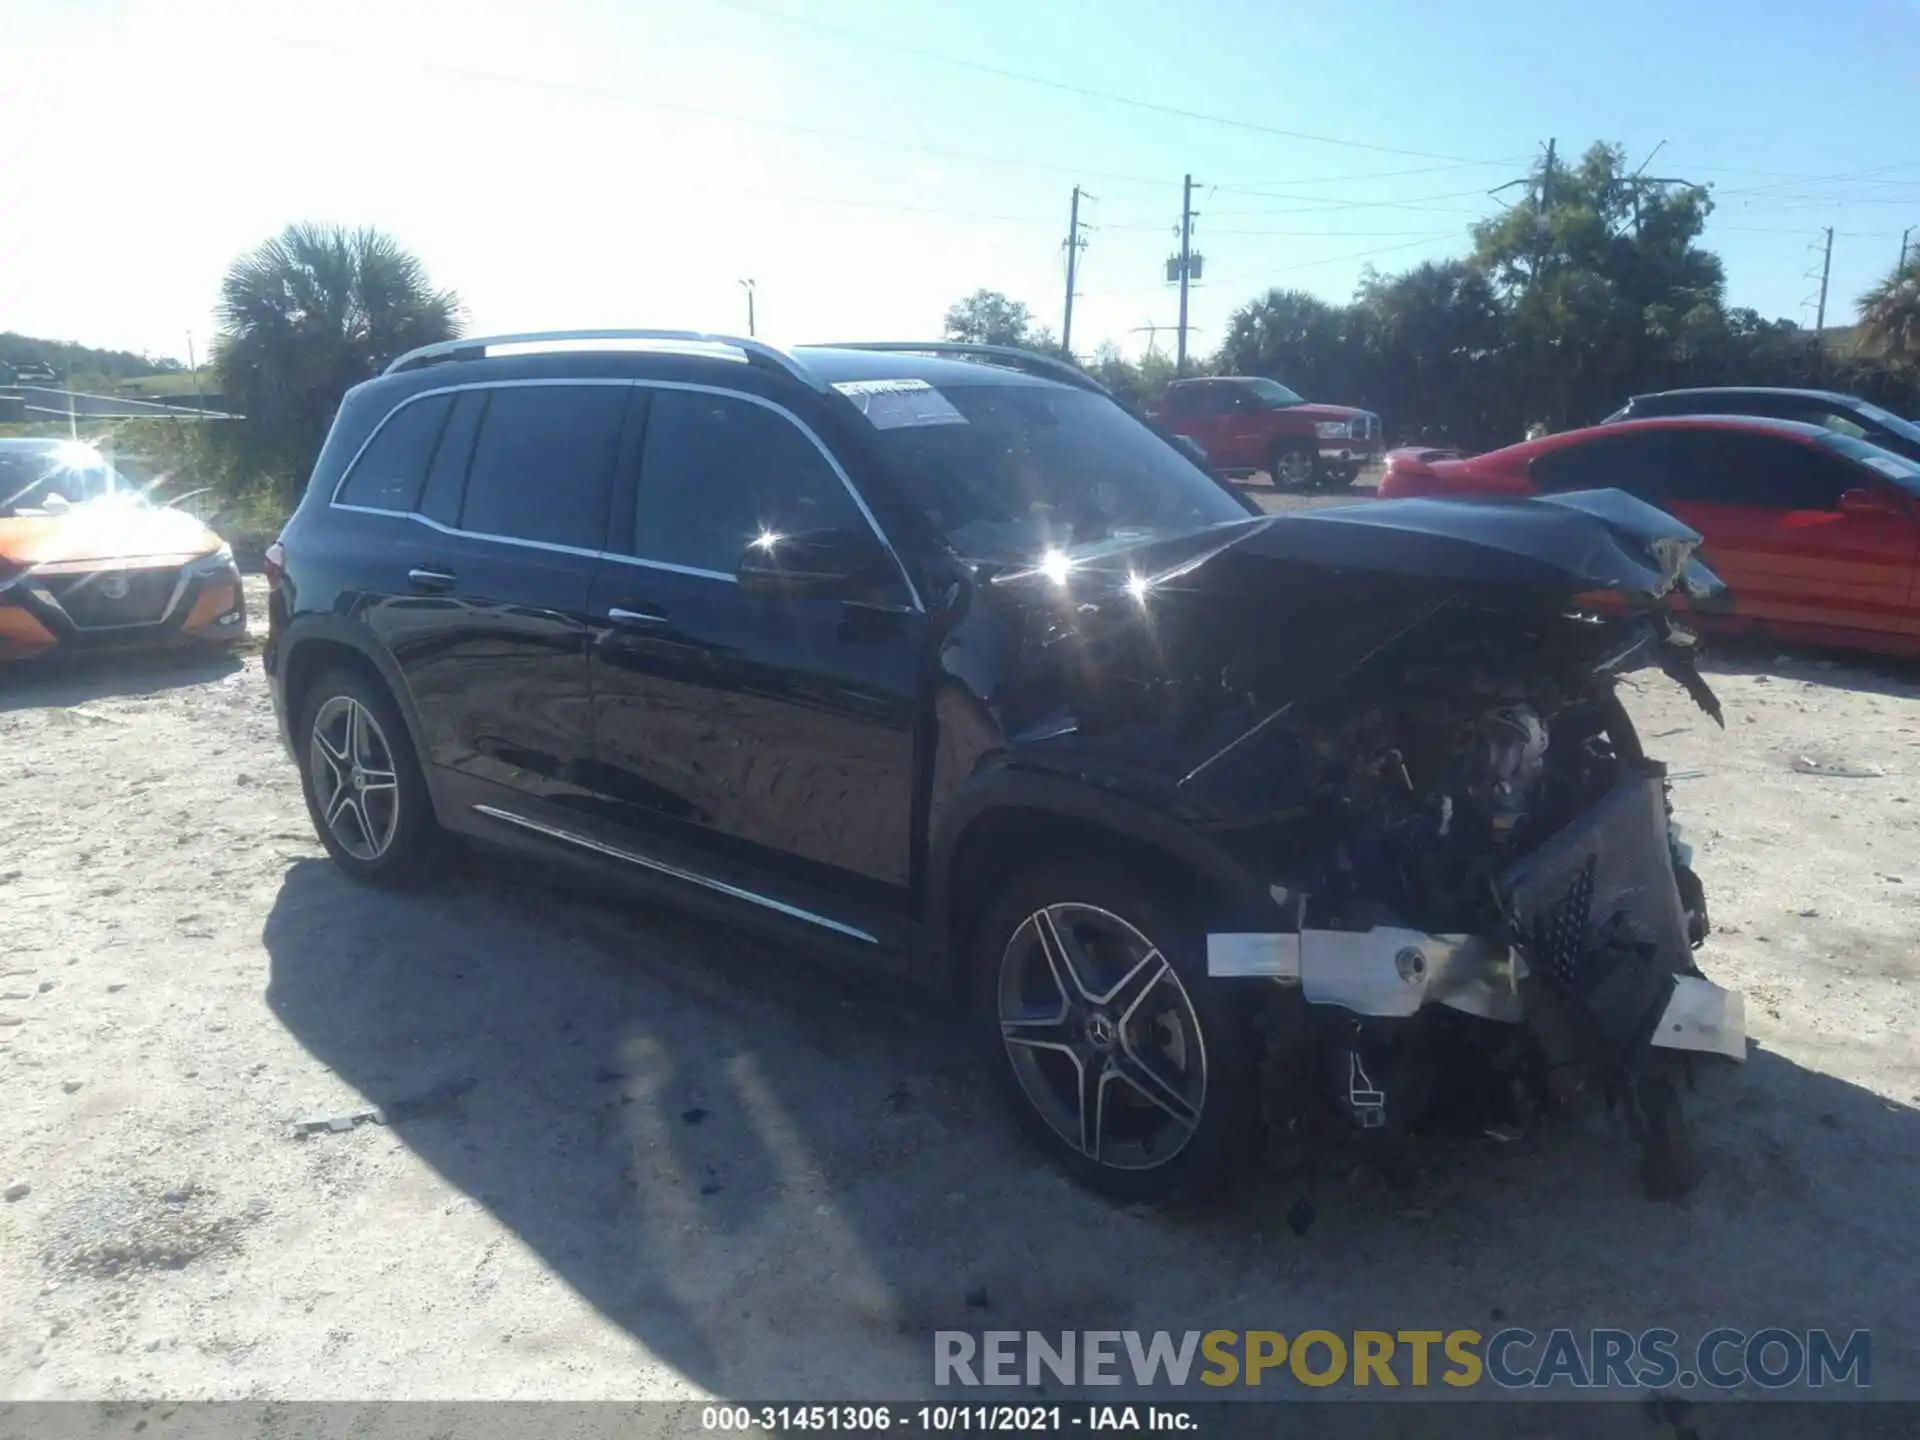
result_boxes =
[607,601,669,627]
[407,566,457,592]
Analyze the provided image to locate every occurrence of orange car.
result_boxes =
[0,438,246,662]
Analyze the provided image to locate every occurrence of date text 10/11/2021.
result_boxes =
[701,1406,1197,1432]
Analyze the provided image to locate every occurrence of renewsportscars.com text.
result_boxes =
[934,1328,1870,1391]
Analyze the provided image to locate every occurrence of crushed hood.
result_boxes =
[0,503,224,570]
[980,487,1727,763]
[1210,489,1722,603]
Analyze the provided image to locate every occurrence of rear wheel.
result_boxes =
[973,861,1258,1203]
[296,667,436,886]
[1269,441,1319,492]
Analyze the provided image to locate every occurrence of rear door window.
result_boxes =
[458,384,629,550]
[337,394,452,511]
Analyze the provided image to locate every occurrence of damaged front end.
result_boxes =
[1160,493,1748,1198]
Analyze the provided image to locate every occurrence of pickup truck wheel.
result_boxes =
[973,861,1258,1203]
[1269,442,1319,492]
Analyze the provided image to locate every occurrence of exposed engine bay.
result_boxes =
[1200,602,1742,1201]
[983,488,1748,1201]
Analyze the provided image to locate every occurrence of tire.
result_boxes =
[294,666,437,886]
[972,860,1259,1203]
[1268,441,1319,492]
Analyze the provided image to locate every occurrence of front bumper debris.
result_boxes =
[1207,767,1744,1197]
[1208,770,1742,1050]
[1649,975,1746,1060]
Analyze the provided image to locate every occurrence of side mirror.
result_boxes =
[1838,487,1901,520]
[736,525,889,599]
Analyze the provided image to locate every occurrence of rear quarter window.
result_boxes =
[334,392,453,510]
[1528,433,1671,503]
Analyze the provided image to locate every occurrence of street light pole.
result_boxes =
[739,279,757,338]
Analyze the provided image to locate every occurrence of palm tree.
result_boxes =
[216,223,464,497]
[1857,259,1920,364]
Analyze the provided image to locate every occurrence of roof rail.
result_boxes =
[383,329,824,388]
[808,341,1109,397]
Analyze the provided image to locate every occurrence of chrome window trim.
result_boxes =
[470,804,878,944]
[328,377,923,612]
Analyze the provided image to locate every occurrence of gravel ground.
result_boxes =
[2,566,1919,1412]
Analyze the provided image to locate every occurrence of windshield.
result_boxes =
[1850,399,1920,447]
[0,443,123,518]
[1818,432,1920,496]
[1244,378,1306,408]
[857,382,1255,563]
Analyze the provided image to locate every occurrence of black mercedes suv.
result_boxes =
[266,330,1746,1203]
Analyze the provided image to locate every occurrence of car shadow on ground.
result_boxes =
[1697,636,1920,701]
[264,853,1920,1403]
[0,646,244,711]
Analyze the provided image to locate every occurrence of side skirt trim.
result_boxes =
[470,803,878,944]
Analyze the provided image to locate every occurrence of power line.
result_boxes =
[1202,185,1502,217]
[1083,230,1466,298]
[1712,159,1920,198]
[707,0,1513,164]
[1213,158,1531,190]
[1135,225,1468,238]
[271,35,1179,191]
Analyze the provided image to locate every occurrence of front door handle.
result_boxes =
[607,602,669,627]
[407,566,457,592]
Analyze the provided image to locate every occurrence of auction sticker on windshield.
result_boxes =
[833,378,968,429]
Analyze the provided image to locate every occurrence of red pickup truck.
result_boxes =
[1154,376,1382,490]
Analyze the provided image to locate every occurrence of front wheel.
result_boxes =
[1269,442,1319,492]
[295,667,437,886]
[973,861,1258,1203]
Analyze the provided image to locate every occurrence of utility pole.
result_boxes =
[187,332,204,417]
[1061,186,1091,357]
[1532,138,1556,286]
[1131,322,1167,358]
[1176,174,1197,375]
[738,279,757,338]
[1902,226,1913,274]
[1814,227,1834,343]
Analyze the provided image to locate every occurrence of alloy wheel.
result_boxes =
[308,695,401,862]
[996,903,1208,1170]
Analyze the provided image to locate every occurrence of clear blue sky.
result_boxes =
[6,0,1918,365]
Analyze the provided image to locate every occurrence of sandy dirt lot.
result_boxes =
[2,562,1918,1416]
